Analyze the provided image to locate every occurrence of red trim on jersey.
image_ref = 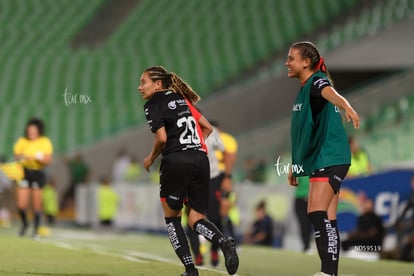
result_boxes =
[310,177,329,182]
[160,197,166,202]
[185,99,208,153]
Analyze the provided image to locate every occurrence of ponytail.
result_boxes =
[144,66,201,104]
[291,42,334,85]
[169,72,201,104]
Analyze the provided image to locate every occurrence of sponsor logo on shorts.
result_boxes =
[168,195,179,201]
[333,175,343,182]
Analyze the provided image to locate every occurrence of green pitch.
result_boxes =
[0,228,412,276]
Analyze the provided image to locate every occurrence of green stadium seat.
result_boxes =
[0,0,383,156]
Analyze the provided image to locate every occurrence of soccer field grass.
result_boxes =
[0,228,412,276]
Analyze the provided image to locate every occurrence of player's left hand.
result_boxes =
[143,156,153,172]
[344,107,360,129]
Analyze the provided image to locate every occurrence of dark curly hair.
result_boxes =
[24,117,45,138]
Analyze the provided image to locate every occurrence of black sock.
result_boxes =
[185,225,201,256]
[18,209,28,227]
[330,219,340,276]
[308,211,338,276]
[165,217,195,272]
[209,218,222,252]
[34,212,42,235]
[193,219,225,249]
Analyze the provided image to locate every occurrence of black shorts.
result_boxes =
[159,151,210,214]
[207,173,224,224]
[19,168,46,189]
[310,165,349,194]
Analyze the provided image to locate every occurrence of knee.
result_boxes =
[187,211,205,230]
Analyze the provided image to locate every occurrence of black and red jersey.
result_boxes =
[144,90,205,155]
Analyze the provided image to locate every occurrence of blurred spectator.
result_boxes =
[244,200,274,246]
[347,136,372,178]
[0,170,12,228]
[251,159,267,184]
[112,149,130,182]
[242,157,268,184]
[294,176,313,252]
[97,177,119,227]
[124,156,142,182]
[0,157,22,228]
[393,175,414,261]
[242,157,256,182]
[341,197,384,251]
[61,153,90,210]
[42,178,59,226]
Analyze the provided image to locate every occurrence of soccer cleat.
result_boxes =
[195,254,204,266]
[19,223,28,237]
[180,268,199,276]
[221,237,239,275]
[211,250,219,267]
[313,272,332,276]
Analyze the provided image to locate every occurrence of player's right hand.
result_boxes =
[288,170,298,186]
[143,156,153,172]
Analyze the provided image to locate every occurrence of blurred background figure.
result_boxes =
[0,155,16,228]
[97,177,119,227]
[112,149,131,182]
[341,196,384,252]
[244,200,274,247]
[251,159,268,184]
[293,176,313,252]
[211,121,239,239]
[124,156,142,182]
[347,136,373,178]
[390,175,414,261]
[14,118,53,238]
[242,157,268,184]
[42,177,59,226]
[61,153,90,210]
[242,156,256,183]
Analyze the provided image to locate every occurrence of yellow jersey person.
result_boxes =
[347,136,372,178]
[211,121,238,238]
[42,178,59,226]
[98,178,119,227]
[14,118,53,238]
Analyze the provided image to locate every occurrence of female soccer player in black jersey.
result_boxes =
[139,66,239,276]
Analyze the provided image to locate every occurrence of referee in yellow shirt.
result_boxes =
[14,118,53,238]
[211,121,238,238]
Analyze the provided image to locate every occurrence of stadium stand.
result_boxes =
[1,0,413,185]
[256,0,414,79]
[0,0,360,156]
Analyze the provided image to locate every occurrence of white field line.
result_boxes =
[40,239,146,263]
[41,232,232,275]
[125,250,229,275]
